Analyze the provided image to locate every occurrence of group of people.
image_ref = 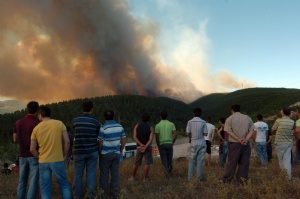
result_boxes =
[12,100,300,199]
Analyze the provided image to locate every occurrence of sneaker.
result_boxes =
[128,177,135,182]
[143,178,151,183]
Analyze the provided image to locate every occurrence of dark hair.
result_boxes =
[231,104,240,112]
[219,118,225,124]
[282,107,291,116]
[206,117,211,123]
[160,111,168,120]
[256,114,263,121]
[193,108,202,117]
[38,106,51,117]
[27,101,39,114]
[104,110,114,120]
[142,112,150,122]
[82,101,93,112]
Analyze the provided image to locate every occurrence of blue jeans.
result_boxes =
[255,142,267,166]
[221,141,230,167]
[39,161,71,199]
[17,157,39,199]
[158,144,173,175]
[72,151,98,199]
[100,152,120,198]
[275,142,293,180]
[188,145,206,181]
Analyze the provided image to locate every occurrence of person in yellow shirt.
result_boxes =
[30,106,71,199]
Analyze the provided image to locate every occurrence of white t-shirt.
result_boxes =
[254,121,268,142]
[205,123,215,141]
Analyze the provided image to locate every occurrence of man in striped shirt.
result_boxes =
[98,110,126,199]
[72,101,101,199]
[272,107,295,180]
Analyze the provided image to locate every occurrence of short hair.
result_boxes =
[82,101,93,112]
[27,101,39,114]
[282,107,291,116]
[160,111,168,120]
[256,114,263,121]
[206,117,211,123]
[219,118,225,124]
[193,108,202,117]
[231,104,240,112]
[38,106,51,117]
[142,112,150,122]
[104,110,114,120]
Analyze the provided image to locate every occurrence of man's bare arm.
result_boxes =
[13,133,17,143]
[30,139,39,158]
[62,130,70,158]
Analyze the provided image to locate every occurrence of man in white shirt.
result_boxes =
[253,114,268,166]
[205,117,215,167]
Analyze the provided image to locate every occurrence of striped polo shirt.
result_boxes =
[98,120,126,155]
[73,114,100,155]
[272,116,295,143]
[186,117,207,147]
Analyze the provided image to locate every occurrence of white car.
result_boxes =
[122,143,137,159]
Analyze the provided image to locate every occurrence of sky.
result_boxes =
[0,0,299,106]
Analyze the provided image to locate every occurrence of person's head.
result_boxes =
[141,112,150,122]
[160,111,168,120]
[281,107,291,116]
[206,117,211,123]
[193,108,202,117]
[256,114,263,121]
[38,106,51,119]
[104,110,114,120]
[231,104,240,113]
[26,101,39,114]
[219,118,225,124]
[82,101,93,113]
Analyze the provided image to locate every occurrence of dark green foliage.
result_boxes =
[190,88,300,122]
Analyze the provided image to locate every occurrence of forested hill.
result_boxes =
[1,88,300,145]
[0,95,193,143]
[190,87,300,122]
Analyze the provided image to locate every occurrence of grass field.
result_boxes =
[1,152,300,199]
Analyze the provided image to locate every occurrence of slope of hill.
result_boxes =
[189,87,300,121]
[0,100,26,114]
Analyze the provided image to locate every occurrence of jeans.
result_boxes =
[72,151,98,199]
[255,142,267,166]
[17,157,39,199]
[100,152,120,199]
[39,161,71,199]
[275,142,293,180]
[188,145,206,181]
[158,144,173,175]
[266,143,272,161]
[221,141,230,167]
[293,140,300,165]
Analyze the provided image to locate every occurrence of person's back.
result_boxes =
[254,121,268,142]
[13,101,40,199]
[155,120,175,145]
[136,122,151,146]
[273,117,294,143]
[72,101,100,199]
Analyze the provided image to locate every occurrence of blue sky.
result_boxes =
[127,0,300,92]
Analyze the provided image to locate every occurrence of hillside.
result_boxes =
[190,87,300,122]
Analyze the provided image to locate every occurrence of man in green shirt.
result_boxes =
[155,111,177,177]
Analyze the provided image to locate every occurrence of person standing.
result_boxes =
[72,101,101,198]
[253,114,268,166]
[13,101,40,199]
[64,126,74,168]
[222,104,255,184]
[30,106,71,199]
[293,109,300,165]
[217,118,229,168]
[128,112,154,182]
[272,107,295,180]
[186,108,207,182]
[155,111,177,177]
[98,110,126,199]
[204,117,215,167]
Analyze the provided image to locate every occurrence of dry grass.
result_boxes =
[1,155,300,199]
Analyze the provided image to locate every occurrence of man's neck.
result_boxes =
[41,117,51,122]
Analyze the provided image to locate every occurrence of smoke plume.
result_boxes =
[0,0,255,104]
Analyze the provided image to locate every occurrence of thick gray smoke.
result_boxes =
[0,0,202,103]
